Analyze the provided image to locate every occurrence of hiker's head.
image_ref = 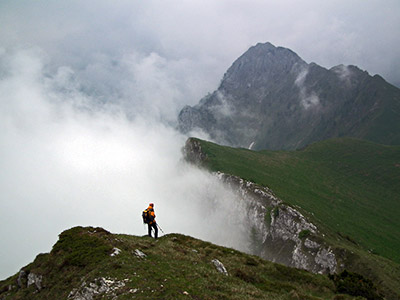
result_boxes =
[149,203,154,207]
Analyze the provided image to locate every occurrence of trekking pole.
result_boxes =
[157,223,165,234]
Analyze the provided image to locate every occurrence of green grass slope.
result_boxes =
[0,226,366,300]
[194,137,400,265]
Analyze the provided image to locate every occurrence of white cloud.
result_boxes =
[294,68,320,110]
[332,64,353,86]
[301,93,320,110]
[214,91,235,117]
[2,1,400,87]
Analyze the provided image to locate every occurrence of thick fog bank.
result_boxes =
[0,49,250,280]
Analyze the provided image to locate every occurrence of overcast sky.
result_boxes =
[1,0,400,280]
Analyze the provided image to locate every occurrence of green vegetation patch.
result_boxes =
[299,229,311,239]
[51,226,113,267]
[329,270,383,300]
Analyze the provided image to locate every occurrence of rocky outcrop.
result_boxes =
[110,247,121,257]
[216,172,337,274]
[17,270,43,291]
[211,259,229,276]
[134,249,147,259]
[27,273,43,291]
[16,270,27,289]
[68,277,129,300]
[182,138,208,165]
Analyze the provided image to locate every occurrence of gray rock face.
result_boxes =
[216,172,337,274]
[110,247,121,257]
[134,249,147,259]
[182,138,208,165]
[68,277,127,300]
[17,270,43,291]
[27,273,43,291]
[17,270,27,289]
[211,259,228,276]
[178,42,400,150]
[16,270,43,292]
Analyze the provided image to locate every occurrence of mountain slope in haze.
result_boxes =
[178,42,400,150]
[187,137,400,264]
[0,226,370,300]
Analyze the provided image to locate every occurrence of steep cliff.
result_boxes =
[183,138,337,274]
[217,172,337,274]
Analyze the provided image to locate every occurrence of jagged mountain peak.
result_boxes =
[245,42,300,59]
[253,41,275,48]
[178,42,400,150]
[220,42,306,91]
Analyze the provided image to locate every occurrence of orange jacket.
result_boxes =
[147,206,156,224]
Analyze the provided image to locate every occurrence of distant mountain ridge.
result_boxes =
[178,42,400,150]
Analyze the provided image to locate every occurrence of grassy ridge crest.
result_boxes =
[1,226,364,299]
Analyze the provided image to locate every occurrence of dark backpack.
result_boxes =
[142,209,150,224]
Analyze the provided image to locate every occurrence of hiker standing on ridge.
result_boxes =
[143,203,158,239]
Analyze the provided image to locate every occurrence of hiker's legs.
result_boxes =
[153,223,158,239]
[148,224,152,237]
